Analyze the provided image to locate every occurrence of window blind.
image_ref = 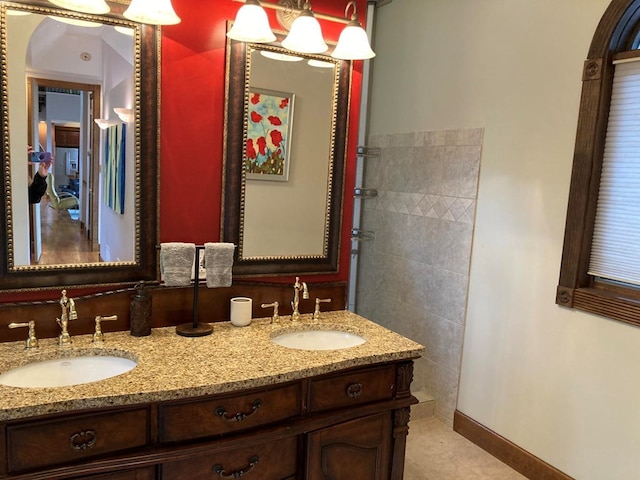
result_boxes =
[589,59,640,286]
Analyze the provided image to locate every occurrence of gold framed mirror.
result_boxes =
[0,1,159,291]
[221,37,351,276]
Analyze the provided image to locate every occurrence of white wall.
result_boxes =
[368,1,640,479]
[98,42,135,263]
[7,14,43,265]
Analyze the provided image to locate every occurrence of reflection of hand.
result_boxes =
[36,157,53,177]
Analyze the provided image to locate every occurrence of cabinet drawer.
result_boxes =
[83,466,155,480]
[161,435,297,480]
[308,365,396,412]
[160,383,301,443]
[7,408,149,473]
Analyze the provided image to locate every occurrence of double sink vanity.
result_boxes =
[0,310,423,480]
[0,1,424,478]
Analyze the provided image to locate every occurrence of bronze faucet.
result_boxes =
[291,277,309,322]
[57,289,77,347]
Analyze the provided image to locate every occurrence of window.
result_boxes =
[557,0,640,327]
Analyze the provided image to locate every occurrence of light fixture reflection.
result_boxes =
[114,108,134,123]
[94,119,116,129]
[114,26,134,36]
[260,50,303,62]
[227,0,276,43]
[307,59,334,68]
[48,0,110,15]
[123,0,181,25]
[48,15,101,28]
[281,2,328,54]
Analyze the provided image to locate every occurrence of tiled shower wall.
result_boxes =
[354,128,483,423]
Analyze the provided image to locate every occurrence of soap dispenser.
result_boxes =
[130,282,152,336]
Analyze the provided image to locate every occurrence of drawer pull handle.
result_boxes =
[214,399,262,422]
[347,383,363,398]
[69,430,97,451]
[213,455,259,478]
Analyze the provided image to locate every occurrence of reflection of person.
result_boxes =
[27,147,53,204]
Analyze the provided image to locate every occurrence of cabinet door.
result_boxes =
[306,413,392,480]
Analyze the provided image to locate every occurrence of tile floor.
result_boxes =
[404,417,527,479]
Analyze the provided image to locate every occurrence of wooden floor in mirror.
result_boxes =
[33,197,99,266]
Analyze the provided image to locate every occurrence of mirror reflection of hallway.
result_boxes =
[7,9,138,269]
[27,81,101,266]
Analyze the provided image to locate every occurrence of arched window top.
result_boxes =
[589,0,640,57]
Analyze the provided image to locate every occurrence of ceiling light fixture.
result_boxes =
[123,0,181,26]
[227,0,276,43]
[48,0,110,15]
[229,0,375,60]
[281,2,327,54]
[331,1,375,60]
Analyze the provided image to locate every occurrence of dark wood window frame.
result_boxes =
[557,0,640,327]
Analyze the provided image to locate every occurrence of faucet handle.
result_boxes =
[261,302,280,324]
[9,321,39,350]
[93,315,118,343]
[313,298,332,320]
[68,298,78,320]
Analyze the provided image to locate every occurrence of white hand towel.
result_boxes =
[160,242,195,286]
[204,242,235,288]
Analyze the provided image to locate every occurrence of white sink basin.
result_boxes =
[0,355,137,388]
[271,329,366,351]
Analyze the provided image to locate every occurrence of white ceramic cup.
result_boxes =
[230,297,252,327]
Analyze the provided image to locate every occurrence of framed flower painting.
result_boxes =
[245,88,295,181]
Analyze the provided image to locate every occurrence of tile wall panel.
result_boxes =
[355,128,483,423]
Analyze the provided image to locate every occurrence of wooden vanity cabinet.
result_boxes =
[0,361,416,480]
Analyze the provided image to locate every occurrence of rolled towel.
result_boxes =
[204,242,235,288]
[160,242,195,286]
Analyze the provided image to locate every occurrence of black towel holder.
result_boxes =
[176,246,213,337]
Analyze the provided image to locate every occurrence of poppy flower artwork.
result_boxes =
[245,88,295,181]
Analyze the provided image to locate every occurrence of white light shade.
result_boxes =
[331,23,375,60]
[48,0,109,14]
[94,119,116,129]
[123,0,181,26]
[114,108,134,123]
[227,0,276,43]
[282,10,328,54]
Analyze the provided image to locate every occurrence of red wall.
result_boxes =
[161,0,365,285]
[1,0,365,302]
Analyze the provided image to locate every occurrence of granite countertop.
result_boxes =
[0,311,424,422]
